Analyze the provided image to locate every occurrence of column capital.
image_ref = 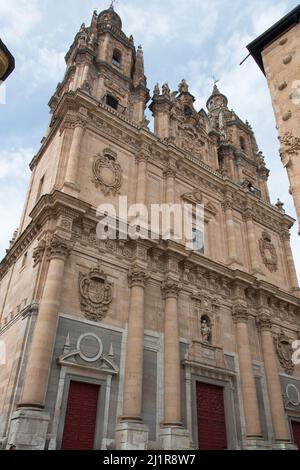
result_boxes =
[256,313,272,332]
[75,115,87,129]
[232,303,249,323]
[242,208,254,221]
[280,229,291,242]
[46,234,72,261]
[221,198,233,211]
[163,164,177,179]
[162,279,181,300]
[128,267,149,288]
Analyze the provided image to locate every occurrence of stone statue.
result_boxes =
[179,79,189,93]
[162,82,170,97]
[153,83,160,96]
[201,318,211,343]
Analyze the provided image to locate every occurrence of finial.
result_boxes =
[212,76,220,86]
[275,198,285,212]
[109,0,117,9]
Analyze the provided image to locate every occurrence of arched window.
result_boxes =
[240,136,246,151]
[112,49,121,67]
[184,105,193,117]
[106,95,119,110]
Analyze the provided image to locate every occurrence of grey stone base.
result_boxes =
[272,441,298,450]
[160,427,193,450]
[243,439,272,450]
[8,409,50,450]
[115,421,149,450]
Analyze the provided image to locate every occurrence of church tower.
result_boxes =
[0,7,300,451]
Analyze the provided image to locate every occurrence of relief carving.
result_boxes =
[79,266,113,322]
[93,148,123,196]
[274,331,295,376]
[259,231,278,273]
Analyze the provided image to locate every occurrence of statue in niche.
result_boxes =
[201,316,212,344]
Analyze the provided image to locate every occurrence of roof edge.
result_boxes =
[247,4,300,75]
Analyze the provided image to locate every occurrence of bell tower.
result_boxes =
[49,5,150,126]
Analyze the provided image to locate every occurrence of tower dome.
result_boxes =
[98,4,122,30]
[206,84,228,112]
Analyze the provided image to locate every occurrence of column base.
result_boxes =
[272,441,298,450]
[8,409,50,450]
[243,439,271,450]
[160,427,192,450]
[115,421,149,450]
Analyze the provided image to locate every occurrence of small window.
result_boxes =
[106,95,119,110]
[184,106,193,117]
[36,175,45,203]
[240,136,246,151]
[22,252,28,269]
[192,228,204,254]
[112,49,121,67]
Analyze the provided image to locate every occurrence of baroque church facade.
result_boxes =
[0,6,300,450]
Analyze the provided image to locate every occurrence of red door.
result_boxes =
[196,382,228,450]
[61,381,100,450]
[292,421,300,450]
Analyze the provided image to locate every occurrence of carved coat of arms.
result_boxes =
[93,149,122,196]
[274,331,295,376]
[259,232,278,273]
[79,267,113,322]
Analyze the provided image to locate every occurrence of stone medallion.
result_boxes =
[79,266,113,322]
[93,148,122,196]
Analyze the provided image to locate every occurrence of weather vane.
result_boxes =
[110,0,118,8]
[212,76,220,86]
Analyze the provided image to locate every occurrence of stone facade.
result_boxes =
[0,6,300,450]
[247,5,300,235]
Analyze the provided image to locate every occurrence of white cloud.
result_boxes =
[0,148,33,180]
[0,0,41,45]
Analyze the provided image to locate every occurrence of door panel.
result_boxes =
[61,381,100,450]
[292,421,300,450]
[196,382,228,450]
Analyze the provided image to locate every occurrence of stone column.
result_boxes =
[222,199,238,265]
[232,304,262,440]
[257,315,290,443]
[136,150,148,206]
[164,164,176,239]
[115,266,149,450]
[20,235,71,407]
[281,230,299,291]
[11,235,71,449]
[243,210,261,274]
[64,112,86,194]
[160,279,191,450]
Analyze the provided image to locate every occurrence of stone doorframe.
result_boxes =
[49,368,115,450]
[184,361,239,450]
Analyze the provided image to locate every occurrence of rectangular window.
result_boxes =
[192,228,204,254]
[36,175,45,203]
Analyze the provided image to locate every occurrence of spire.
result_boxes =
[206,82,228,111]
[212,83,220,96]
[133,45,146,87]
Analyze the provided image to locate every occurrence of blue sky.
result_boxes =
[0,0,299,278]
